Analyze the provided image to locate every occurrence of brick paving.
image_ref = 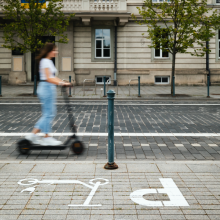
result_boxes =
[0,97,220,219]
[0,161,220,220]
[1,103,220,160]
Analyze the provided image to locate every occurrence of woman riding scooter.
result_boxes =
[25,43,71,146]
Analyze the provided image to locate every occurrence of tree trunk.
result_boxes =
[33,52,38,95]
[171,52,176,96]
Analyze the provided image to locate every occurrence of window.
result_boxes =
[12,48,24,56]
[95,29,111,58]
[154,30,169,58]
[95,76,111,84]
[152,0,170,2]
[217,0,220,3]
[155,76,169,84]
[219,30,220,58]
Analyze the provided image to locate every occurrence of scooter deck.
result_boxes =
[29,145,67,151]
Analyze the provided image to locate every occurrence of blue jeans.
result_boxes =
[35,82,56,134]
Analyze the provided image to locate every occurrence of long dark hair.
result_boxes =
[36,43,56,61]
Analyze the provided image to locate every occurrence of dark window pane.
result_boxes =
[219,42,220,56]
[104,49,110,57]
[162,77,168,83]
[155,77,161,83]
[103,39,110,48]
[96,49,101,57]
[155,49,160,57]
[217,0,220,3]
[105,77,109,82]
[96,40,102,49]
[97,77,102,82]
[12,48,24,55]
[162,50,169,57]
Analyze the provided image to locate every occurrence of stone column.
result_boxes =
[58,21,75,83]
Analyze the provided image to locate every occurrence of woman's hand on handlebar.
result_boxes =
[58,81,72,87]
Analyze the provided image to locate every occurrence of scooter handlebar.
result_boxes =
[58,83,73,88]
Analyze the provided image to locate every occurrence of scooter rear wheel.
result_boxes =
[17,139,31,155]
[71,141,84,155]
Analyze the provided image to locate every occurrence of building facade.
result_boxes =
[0,0,220,86]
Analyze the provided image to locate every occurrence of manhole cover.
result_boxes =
[156,94,191,97]
[17,93,33,96]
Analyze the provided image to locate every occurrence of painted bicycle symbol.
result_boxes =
[18,178,109,207]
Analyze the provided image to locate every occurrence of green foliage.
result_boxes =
[132,0,220,57]
[2,0,74,53]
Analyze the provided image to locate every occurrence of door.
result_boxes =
[31,36,55,81]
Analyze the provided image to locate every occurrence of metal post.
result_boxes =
[172,76,175,97]
[104,90,118,169]
[138,76,141,97]
[129,80,131,96]
[0,76,2,97]
[94,79,96,95]
[207,74,210,98]
[33,75,37,97]
[103,76,106,97]
[72,80,75,95]
[69,76,72,97]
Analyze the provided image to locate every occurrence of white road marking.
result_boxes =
[130,178,189,207]
[0,132,219,137]
[0,103,220,105]
[18,178,109,207]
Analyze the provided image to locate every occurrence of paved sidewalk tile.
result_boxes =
[0,161,219,219]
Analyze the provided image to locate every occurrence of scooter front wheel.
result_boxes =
[17,139,31,155]
[71,141,84,155]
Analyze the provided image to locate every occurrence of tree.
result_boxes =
[2,0,74,84]
[2,0,73,52]
[132,0,220,96]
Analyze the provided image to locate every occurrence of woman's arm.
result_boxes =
[44,68,70,86]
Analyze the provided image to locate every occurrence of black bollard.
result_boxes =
[104,90,118,169]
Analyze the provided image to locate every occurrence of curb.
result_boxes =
[0,97,219,101]
[0,160,220,164]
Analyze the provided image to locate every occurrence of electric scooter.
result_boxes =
[17,86,84,155]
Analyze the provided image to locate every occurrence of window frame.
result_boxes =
[218,30,220,59]
[155,76,170,85]
[152,0,171,3]
[91,26,114,62]
[95,76,111,84]
[154,30,169,59]
[95,29,111,59]
[215,30,220,63]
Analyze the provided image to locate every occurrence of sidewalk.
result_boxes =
[0,160,219,220]
[1,84,220,100]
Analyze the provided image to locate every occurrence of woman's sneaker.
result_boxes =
[41,137,62,146]
[25,134,42,145]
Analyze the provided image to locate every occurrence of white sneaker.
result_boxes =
[41,137,62,146]
[25,134,42,145]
